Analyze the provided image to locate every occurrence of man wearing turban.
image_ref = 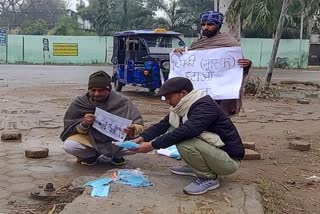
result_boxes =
[175,11,252,116]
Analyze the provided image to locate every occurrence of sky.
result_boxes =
[65,0,88,10]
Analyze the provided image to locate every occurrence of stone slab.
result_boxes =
[61,171,263,214]
[289,141,311,151]
[243,142,256,150]
[244,149,261,160]
[25,147,49,158]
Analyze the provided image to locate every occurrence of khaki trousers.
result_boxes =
[176,138,240,178]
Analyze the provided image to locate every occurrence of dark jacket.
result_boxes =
[141,95,244,160]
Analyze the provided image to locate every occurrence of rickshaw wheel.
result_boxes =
[114,76,124,92]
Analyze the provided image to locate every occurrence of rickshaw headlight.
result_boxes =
[162,61,170,70]
[143,70,149,76]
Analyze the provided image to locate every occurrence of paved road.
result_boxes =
[0,64,320,88]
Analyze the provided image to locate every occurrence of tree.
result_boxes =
[18,0,66,28]
[227,0,320,39]
[77,0,99,29]
[153,0,186,31]
[0,0,23,25]
[88,0,156,35]
[151,0,214,36]
[51,16,80,35]
[19,19,48,35]
[313,9,320,34]
[265,0,291,87]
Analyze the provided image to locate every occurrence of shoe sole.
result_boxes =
[81,160,98,166]
[183,183,220,195]
[110,160,126,166]
[170,169,196,177]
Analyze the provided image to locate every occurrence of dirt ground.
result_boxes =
[0,81,320,214]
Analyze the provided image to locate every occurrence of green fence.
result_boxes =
[0,35,106,64]
[0,35,310,68]
[241,38,310,68]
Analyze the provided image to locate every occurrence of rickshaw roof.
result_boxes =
[114,29,182,37]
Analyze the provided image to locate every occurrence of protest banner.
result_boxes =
[169,47,243,99]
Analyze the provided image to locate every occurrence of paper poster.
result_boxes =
[169,47,243,99]
[93,107,132,142]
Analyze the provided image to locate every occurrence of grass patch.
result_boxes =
[256,178,283,214]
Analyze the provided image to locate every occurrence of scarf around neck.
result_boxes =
[169,90,205,128]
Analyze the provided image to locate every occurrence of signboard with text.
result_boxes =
[169,47,243,100]
[43,38,49,51]
[0,28,8,46]
[53,43,78,56]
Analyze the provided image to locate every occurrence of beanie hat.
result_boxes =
[88,70,112,89]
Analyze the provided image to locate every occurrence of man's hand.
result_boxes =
[123,126,135,138]
[133,142,154,153]
[238,59,251,68]
[174,47,185,54]
[118,149,138,156]
[82,113,95,126]
[132,136,145,144]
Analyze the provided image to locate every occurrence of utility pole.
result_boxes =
[213,0,220,12]
[298,12,304,68]
[265,0,291,87]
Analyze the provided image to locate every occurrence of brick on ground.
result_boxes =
[1,132,22,141]
[289,141,311,151]
[25,147,49,158]
[297,99,310,104]
[244,149,261,160]
[243,142,256,150]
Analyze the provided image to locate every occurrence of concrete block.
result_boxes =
[244,149,261,160]
[1,132,22,141]
[305,93,318,98]
[289,141,311,151]
[297,99,310,104]
[243,142,256,150]
[25,147,49,158]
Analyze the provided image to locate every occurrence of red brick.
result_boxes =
[1,132,22,141]
[289,141,311,151]
[244,149,261,160]
[243,142,256,150]
[25,147,49,158]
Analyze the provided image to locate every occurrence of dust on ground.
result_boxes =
[0,81,319,214]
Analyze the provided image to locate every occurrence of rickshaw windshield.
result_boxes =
[140,34,185,54]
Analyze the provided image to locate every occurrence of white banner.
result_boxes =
[169,47,243,100]
[93,107,132,142]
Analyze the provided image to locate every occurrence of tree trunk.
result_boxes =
[265,0,291,87]
[219,0,240,40]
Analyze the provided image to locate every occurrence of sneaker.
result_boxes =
[110,157,126,166]
[170,165,196,177]
[183,177,220,195]
[81,156,98,166]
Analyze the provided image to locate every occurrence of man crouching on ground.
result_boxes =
[132,77,244,195]
[60,70,144,166]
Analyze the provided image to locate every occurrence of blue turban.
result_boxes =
[200,11,224,30]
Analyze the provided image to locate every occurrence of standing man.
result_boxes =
[176,11,252,116]
[132,77,244,195]
[60,70,144,166]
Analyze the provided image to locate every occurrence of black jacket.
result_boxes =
[141,95,245,160]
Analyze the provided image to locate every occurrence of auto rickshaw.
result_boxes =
[111,28,186,93]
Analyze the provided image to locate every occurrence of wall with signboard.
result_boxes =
[0,34,311,68]
[0,28,8,63]
[0,35,106,64]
